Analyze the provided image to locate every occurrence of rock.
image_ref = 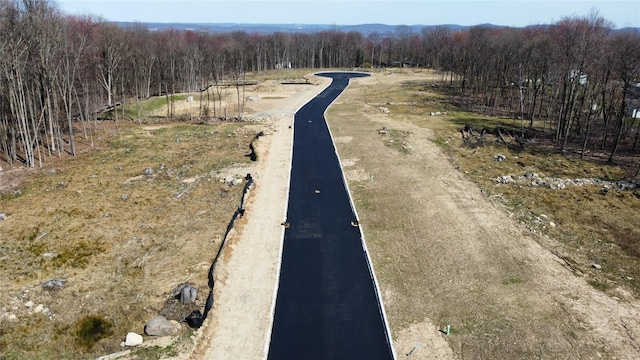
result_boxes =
[0,213,6,221]
[42,252,58,260]
[7,314,17,320]
[169,319,181,330]
[124,332,143,346]
[592,263,602,270]
[181,177,197,185]
[33,304,44,313]
[497,175,515,184]
[223,175,243,186]
[25,301,33,308]
[121,194,129,201]
[144,316,178,336]
[231,178,243,186]
[42,278,66,290]
[180,285,197,305]
[494,154,507,162]
[549,221,557,227]
[144,167,153,176]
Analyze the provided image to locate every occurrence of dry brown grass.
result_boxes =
[432,115,640,298]
[0,121,261,358]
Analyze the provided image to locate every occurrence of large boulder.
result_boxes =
[144,315,178,336]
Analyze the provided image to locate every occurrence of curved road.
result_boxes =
[267,72,395,360]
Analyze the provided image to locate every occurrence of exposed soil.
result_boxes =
[326,71,640,359]
[2,70,639,359]
[192,70,640,359]
[190,74,334,360]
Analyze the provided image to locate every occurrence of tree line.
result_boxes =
[431,13,640,165]
[0,0,639,168]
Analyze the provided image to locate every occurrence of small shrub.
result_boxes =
[53,240,105,269]
[73,314,114,352]
[613,226,640,258]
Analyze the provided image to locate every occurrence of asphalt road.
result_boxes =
[267,72,395,360]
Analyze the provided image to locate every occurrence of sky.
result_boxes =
[57,0,640,29]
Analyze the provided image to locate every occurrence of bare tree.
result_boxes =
[607,30,640,163]
[96,23,124,111]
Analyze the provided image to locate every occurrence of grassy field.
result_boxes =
[0,121,258,358]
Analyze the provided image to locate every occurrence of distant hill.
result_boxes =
[114,22,472,35]
[113,22,638,35]
[620,27,640,34]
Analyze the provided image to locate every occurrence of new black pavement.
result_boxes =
[267,72,394,360]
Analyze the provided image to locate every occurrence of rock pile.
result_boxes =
[495,171,640,191]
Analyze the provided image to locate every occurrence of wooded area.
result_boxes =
[0,0,639,169]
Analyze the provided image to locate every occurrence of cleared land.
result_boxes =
[0,72,332,359]
[325,69,640,359]
[1,69,639,359]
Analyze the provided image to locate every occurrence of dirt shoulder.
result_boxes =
[189,74,332,360]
